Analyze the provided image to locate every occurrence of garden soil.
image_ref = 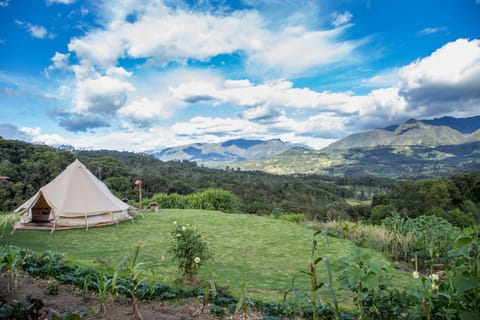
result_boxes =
[0,273,231,319]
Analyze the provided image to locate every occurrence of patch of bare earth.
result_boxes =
[0,273,237,319]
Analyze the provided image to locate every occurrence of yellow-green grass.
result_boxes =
[345,198,372,206]
[0,210,415,305]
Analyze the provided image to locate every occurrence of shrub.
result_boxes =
[149,188,237,212]
[169,222,210,282]
[405,215,460,267]
[275,213,305,223]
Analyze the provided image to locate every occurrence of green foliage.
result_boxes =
[445,225,480,318]
[0,137,352,217]
[150,188,237,212]
[405,215,460,267]
[339,246,395,319]
[371,173,480,227]
[169,223,209,282]
[274,213,306,223]
[46,280,59,295]
[284,230,339,320]
[234,142,480,178]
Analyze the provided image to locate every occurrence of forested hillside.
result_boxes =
[0,138,366,216]
[369,173,480,227]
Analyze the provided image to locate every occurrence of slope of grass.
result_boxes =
[0,210,415,304]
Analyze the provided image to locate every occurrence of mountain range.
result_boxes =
[153,115,480,163]
[153,138,311,163]
[325,116,480,150]
[151,115,480,178]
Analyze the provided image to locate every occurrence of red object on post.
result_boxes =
[135,179,143,210]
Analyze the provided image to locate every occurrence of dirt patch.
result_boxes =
[0,273,220,319]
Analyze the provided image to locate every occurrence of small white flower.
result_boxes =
[431,283,439,291]
[182,226,186,231]
[431,274,439,281]
[173,221,177,225]
[194,257,201,264]
[176,233,181,237]
[412,271,419,279]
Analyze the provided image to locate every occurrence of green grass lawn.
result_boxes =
[1,209,415,305]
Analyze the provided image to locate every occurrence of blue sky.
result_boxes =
[1,0,480,151]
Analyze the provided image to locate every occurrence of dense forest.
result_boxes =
[1,137,479,226]
[368,173,480,227]
[0,138,377,216]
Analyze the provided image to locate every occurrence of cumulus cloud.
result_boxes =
[398,38,480,117]
[170,78,355,113]
[172,116,265,139]
[44,52,71,77]
[50,108,111,132]
[15,20,54,39]
[65,1,363,75]
[0,123,29,140]
[73,75,134,115]
[19,127,67,145]
[118,97,172,124]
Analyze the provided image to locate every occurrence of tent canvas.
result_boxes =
[15,159,133,230]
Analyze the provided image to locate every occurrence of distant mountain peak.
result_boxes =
[221,139,265,149]
[153,138,312,163]
[325,115,480,150]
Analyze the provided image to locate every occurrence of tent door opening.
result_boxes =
[31,194,52,223]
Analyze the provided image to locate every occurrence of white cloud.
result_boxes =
[250,25,362,76]
[58,85,71,98]
[64,1,363,76]
[170,78,356,113]
[418,27,446,35]
[46,0,75,5]
[398,38,480,117]
[361,68,400,88]
[0,0,10,7]
[15,20,54,39]
[19,127,67,145]
[44,52,71,77]
[74,75,135,115]
[172,116,266,139]
[118,97,171,122]
[331,11,353,27]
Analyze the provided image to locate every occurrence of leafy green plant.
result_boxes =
[93,274,114,317]
[3,245,24,292]
[444,225,480,319]
[169,222,209,282]
[339,246,392,319]
[46,280,59,295]
[115,245,148,320]
[405,215,459,268]
[284,230,337,320]
[0,212,17,238]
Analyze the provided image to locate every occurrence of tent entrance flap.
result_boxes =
[31,193,52,223]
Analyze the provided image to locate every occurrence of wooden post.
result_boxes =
[135,180,143,211]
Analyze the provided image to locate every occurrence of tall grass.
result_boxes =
[307,220,414,261]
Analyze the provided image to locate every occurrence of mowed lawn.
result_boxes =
[1,209,414,303]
